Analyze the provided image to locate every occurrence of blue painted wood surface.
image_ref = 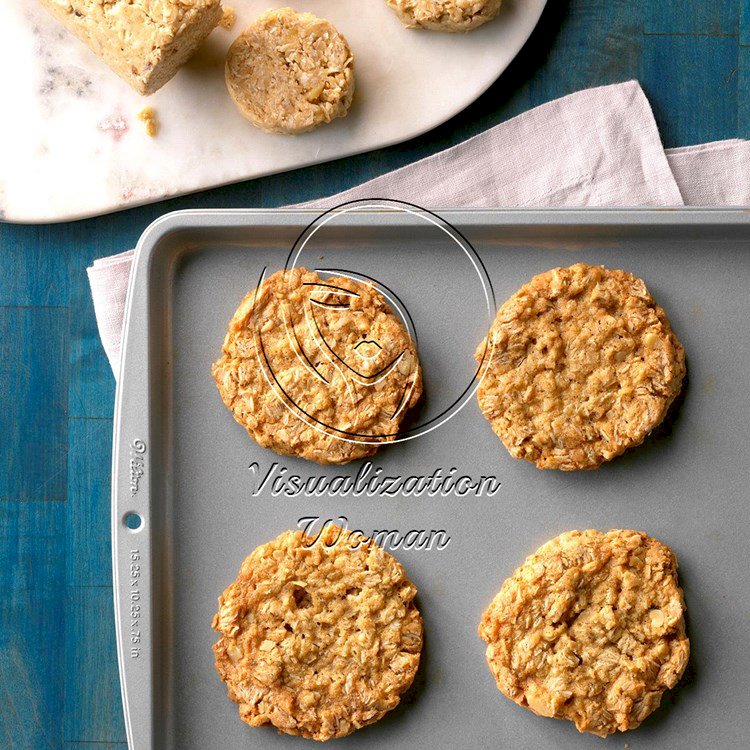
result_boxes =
[0,2,748,747]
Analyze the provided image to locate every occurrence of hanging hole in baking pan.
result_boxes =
[124,512,143,531]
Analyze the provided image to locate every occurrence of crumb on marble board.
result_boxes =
[220,7,236,30]
[136,107,159,137]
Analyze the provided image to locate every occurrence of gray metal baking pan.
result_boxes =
[113,208,750,750]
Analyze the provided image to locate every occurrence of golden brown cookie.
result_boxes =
[479,529,690,737]
[385,0,503,32]
[212,526,423,741]
[225,8,354,134]
[475,263,685,470]
[212,268,422,464]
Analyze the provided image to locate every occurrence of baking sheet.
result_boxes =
[113,208,750,750]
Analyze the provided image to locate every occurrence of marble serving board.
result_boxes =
[1,0,546,223]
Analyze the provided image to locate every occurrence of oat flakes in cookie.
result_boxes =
[475,263,685,470]
[479,529,690,737]
[212,268,422,464]
[225,8,354,134]
[212,526,423,741]
[385,0,503,32]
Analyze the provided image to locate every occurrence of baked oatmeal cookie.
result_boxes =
[212,268,422,464]
[385,0,503,32]
[479,529,690,737]
[475,263,685,470]
[213,526,423,741]
[225,8,355,134]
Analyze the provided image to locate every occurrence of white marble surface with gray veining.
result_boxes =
[1,0,546,222]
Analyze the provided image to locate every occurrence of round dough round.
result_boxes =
[385,0,503,32]
[211,268,422,464]
[225,8,355,134]
[475,263,685,470]
[213,526,423,741]
[479,529,690,737]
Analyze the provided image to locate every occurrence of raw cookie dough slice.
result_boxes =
[39,0,223,95]
[225,8,355,134]
[385,0,503,32]
[213,525,423,741]
[479,529,690,737]
[212,268,422,464]
[475,263,686,470]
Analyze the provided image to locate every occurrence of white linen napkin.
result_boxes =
[665,140,750,206]
[87,80,749,376]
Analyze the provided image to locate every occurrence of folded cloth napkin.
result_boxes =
[88,80,750,377]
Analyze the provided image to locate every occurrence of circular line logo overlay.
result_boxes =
[251,199,496,446]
